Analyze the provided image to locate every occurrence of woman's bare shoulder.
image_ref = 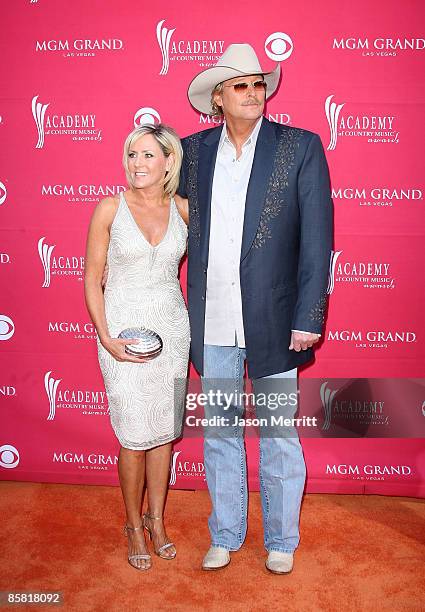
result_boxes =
[98,194,120,211]
[89,194,121,229]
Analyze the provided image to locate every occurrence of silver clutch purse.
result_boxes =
[118,326,163,360]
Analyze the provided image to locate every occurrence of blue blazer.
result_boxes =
[178,117,333,379]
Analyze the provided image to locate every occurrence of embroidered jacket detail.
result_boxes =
[309,292,328,324]
[185,134,201,246]
[253,128,303,249]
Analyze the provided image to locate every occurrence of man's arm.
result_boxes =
[291,133,333,336]
[177,138,188,199]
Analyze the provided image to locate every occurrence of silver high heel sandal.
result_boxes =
[123,523,152,570]
[142,513,176,560]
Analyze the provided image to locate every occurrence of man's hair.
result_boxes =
[210,83,224,117]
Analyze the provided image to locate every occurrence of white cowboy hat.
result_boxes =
[187,43,281,115]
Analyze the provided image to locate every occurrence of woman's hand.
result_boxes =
[101,337,149,363]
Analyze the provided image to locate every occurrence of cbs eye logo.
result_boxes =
[0,444,20,469]
[264,32,294,62]
[133,107,161,127]
[0,314,15,341]
[0,181,7,206]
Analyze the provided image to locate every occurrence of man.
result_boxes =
[178,43,333,573]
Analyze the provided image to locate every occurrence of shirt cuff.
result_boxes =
[292,329,321,337]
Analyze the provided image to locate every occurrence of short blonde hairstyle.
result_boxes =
[122,124,183,197]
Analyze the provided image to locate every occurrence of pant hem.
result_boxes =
[211,542,241,552]
[266,547,296,554]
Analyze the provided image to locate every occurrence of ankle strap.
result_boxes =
[144,513,162,521]
[124,523,143,532]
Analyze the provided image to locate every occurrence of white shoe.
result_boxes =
[265,551,294,574]
[202,546,231,570]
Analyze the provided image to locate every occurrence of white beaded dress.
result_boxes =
[97,193,190,449]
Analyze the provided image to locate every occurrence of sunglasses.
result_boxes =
[223,80,267,93]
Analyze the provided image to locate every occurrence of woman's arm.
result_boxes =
[84,196,142,362]
[174,194,189,226]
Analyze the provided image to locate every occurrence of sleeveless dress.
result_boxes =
[97,193,190,450]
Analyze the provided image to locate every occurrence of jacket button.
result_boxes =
[201,296,205,301]
[203,268,207,274]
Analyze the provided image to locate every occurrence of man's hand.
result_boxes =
[289,331,320,352]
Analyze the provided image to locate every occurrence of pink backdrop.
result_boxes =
[1,0,424,496]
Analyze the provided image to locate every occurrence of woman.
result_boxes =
[84,124,189,571]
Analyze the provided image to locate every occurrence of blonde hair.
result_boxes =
[122,124,182,197]
[211,83,224,117]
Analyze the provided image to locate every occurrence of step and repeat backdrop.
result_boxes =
[1,0,425,496]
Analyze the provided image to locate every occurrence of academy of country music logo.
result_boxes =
[52,450,118,472]
[0,181,7,206]
[48,321,97,341]
[38,237,84,287]
[40,184,126,204]
[156,19,224,75]
[264,32,294,62]
[326,329,417,350]
[332,186,423,208]
[332,37,425,57]
[325,95,399,150]
[320,381,388,430]
[44,371,108,421]
[199,111,292,126]
[169,450,205,485]
[326,463,412,481]
[134,107,161,127]
[35,38,124,58]
[327,250,395,294]
[0,314,15,341]
[0,444,20,469]
[32,95,102,149]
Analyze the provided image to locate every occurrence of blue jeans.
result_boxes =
[201,344,306,553]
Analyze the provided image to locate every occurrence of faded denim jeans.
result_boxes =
[201,344,306,553]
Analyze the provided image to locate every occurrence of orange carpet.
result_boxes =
[0,482,424,611]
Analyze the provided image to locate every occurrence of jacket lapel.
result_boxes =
[198,125,222,267]
[240,118,276,261]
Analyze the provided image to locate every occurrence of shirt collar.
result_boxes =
[218,116,263,152]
